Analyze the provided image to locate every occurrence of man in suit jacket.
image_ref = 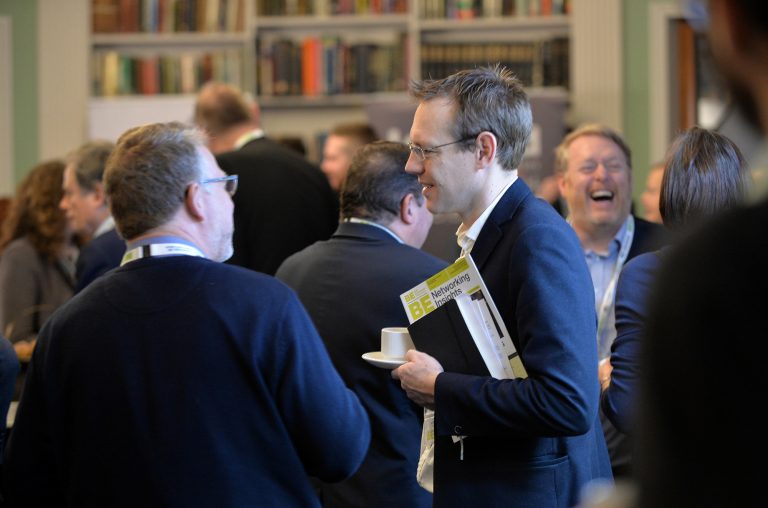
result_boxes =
[194,82,338,275]
[277,141,446,508]
[554,124,667,477]
[555,124,665,477]
[2,122,370,507]
[60,141,125,292]
[392,66,612,508]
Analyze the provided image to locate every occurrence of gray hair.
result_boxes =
[410,64,532,170]
[104,122,205,239]
[66,140,115,192]
[341,141,421,223]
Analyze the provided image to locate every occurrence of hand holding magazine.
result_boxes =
[399,254,528,492]
[399,254,527,380]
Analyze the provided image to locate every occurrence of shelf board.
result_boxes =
[255,14,411,30]
[258,92,410,109]
[91,32,250,47]
[420,15,570,33]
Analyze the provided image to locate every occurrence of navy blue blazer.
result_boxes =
[602,251,661,434]
[216,137,338,275]
[74,228,125,293]
[433,180,612,508]
[277,222,447,508]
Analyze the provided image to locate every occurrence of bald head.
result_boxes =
[194,82,259,153]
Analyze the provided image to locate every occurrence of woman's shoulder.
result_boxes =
[1,237,38,260]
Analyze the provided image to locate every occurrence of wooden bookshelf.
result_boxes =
[89,0,571,98]
[87,0,572,162]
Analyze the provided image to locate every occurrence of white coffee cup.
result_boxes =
[381,327,415,359]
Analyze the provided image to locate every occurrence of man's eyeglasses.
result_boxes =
[407,136,477,161]
[199,174,238,197]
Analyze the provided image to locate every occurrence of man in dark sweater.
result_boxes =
[2,122,370,507]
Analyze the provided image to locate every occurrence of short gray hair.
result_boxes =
[410,64,532,170]
[66,140,115,192]
[105,122,205,239]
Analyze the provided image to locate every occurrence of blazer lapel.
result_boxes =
[471,179,532,270]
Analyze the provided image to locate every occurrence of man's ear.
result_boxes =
[400,193,417,225]
[475,131,497,168]
[184,183,205,222]
[556,172,567,196]
[92,181,108,207]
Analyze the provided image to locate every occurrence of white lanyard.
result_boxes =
[595,216,635,341]
[121,243,205,266]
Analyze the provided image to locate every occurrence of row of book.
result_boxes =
[257,0,408,16]
[421,37,569,88]
[257,36,407,96]
[420,0,570,19]
[92,0,245,33]
[92,49,243,96]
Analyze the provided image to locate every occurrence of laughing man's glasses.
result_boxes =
[199,174,238,197]
[407,136,478,161]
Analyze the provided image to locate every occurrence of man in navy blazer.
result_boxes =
[60,141,125,292]
[277,141,446,508]
[392,66,612,508]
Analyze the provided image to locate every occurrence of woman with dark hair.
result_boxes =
[0,160,76,361]
[600,126,750,435]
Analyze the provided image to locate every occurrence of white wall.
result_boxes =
[38,0,89,160]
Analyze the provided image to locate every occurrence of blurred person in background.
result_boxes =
[555,123,668,478]
[194,81,338,275]
[640,163,665,224]
[0,160,75,362]
[321,122,378,192]
[60,141,124,293]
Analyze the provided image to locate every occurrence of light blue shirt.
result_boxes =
[584,218,630,359]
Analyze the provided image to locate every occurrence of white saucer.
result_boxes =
[362,351,406,369]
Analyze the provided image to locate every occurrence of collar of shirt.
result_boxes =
[93,215,115,238]
[456,172,517,256]
[233,129,265,150]
[583,215,629,262]
[345,217,403,244]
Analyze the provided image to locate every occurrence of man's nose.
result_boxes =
[404,153,423,175]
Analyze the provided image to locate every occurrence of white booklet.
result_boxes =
[400,254,527,379]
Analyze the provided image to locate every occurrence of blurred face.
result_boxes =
[641,166,664,224]
[405,98,479,222]
[321,135,353,191]
[198,147,235,262]
[558,135,633,236]
[60,164,105,237]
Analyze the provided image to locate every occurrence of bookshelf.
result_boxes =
[87,0,572,161]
